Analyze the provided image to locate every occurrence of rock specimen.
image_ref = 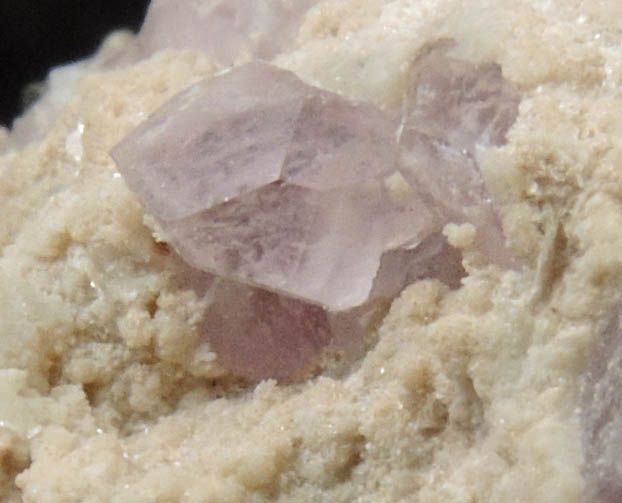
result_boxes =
[581,306,622,503]
[111,51,520,380]
[137,0,319,66]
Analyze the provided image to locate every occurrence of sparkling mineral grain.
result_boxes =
[581,306,622,503]
[137,0,318,66]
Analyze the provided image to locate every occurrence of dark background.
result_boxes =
[0,0,150,127]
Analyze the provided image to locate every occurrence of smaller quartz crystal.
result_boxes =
[581,305,622,503]
[399,41,521,267]
[404,40,521,154]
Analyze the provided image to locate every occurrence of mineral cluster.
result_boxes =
[111,42,520,380]
[581,306,622,503]
[113,61,437,310]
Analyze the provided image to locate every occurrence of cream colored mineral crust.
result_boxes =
[1,1,622,502]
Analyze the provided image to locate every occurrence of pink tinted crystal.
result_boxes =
[581,306,622,503]
[399,41,521,267]
[112,63,307,221]
[200,278,384,381]
[201,279,332,381]
[137,0,318,66]
[112,61,436,310]
[404,40,521,154]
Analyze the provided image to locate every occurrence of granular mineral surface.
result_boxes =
[1,0,622,502]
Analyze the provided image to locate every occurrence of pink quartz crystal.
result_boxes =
[112,52,520,380]
[112,61,436,311]
[404,41,521,155]
[137,0,318,66]
[399,41,521,268]
[581,306,622,503]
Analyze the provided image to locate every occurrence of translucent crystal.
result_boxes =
[399,41,521,267]
[404,40,521,154]
[112,61,437,310]
[137,0,318,66]
[201,279,332,381]
[581,306,622,503]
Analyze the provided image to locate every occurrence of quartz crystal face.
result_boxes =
[112,50,521,380]
[581,306,622,503]
[201,279,333,381]
[404,41,521,155]
[138,0,319,66]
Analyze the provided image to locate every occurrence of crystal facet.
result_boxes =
[404,41,521,155]
[581,306,622,503]
[201,279,332,381]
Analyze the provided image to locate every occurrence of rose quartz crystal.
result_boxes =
[404,41,521,155]
[581,306,622,503]
[112,61,437,310]
[111,53,520,380]
[399,41,521,268]
[137,0,318,66]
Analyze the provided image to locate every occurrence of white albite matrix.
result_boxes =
[2,0,622,502]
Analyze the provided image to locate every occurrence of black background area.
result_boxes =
[0,0,150,127]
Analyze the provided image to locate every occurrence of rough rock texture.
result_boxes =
[5,32,134,149]
[2,0,622,502]
[581,306,622,503]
